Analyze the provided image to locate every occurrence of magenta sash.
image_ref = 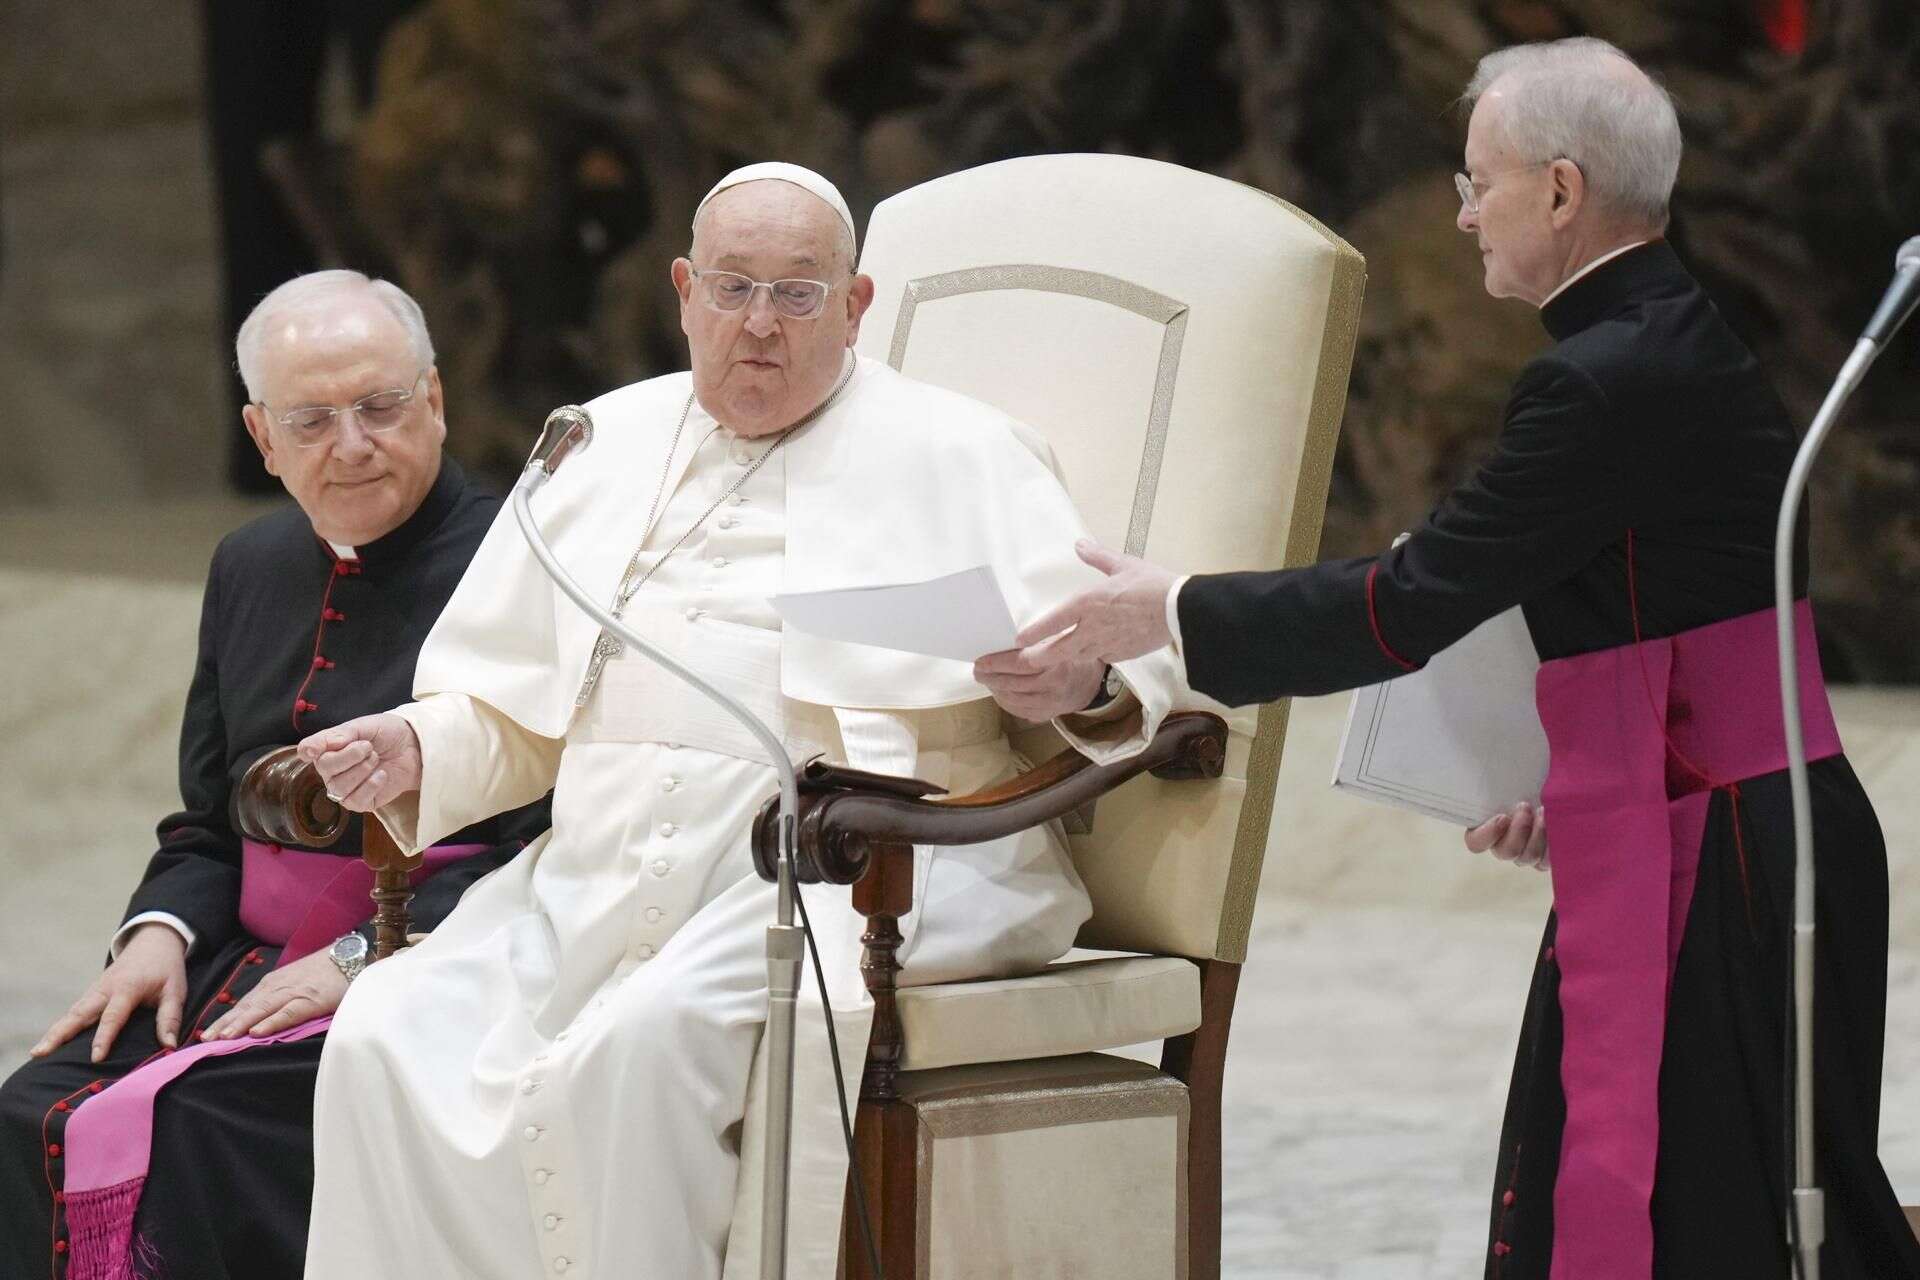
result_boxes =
[60,837,488,1279]
[239,838,482,967]
[1534,600,1841,1278]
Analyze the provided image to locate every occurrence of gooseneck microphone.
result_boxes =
[513,406,807,1280]
[1860,235,1920,350]
[1773,233,1919,1280]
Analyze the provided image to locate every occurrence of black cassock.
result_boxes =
[0,460,551,1280]
[1179,243,1919,1278]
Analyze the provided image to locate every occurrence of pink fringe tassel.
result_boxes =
[63,1175,144,1280]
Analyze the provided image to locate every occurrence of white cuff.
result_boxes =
[1165,575,1191,661]
[112,911,196,959]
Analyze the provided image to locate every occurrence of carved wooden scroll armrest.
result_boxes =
[232,745,421,960]
[748,711,1228,886]
[746,711,1227,1101]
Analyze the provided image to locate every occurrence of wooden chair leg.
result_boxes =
[1161,959,1242,1280]
[844,1097,918,1280]
[360,818,417,960]
[1905,1205,1920,1243]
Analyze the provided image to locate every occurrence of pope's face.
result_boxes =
[1457,89,1562,306]
[673,181,874,438]
[242,296,447,546]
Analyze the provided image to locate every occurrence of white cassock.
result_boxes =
[304,355,1180,1279]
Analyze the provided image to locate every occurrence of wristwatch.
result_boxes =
[1083,665,1126,712]
[328,932,370,984]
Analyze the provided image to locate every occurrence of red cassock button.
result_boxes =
[216,992,235,1004]
[1493,1242,1512,1257]
[54,1240,68,1254]
[1502,1190,1515,1207]
[47,1143,61,1157]
[53,1101,68,1113]
[87,1082,103,1093]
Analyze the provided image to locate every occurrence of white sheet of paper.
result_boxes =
[771,565,1018,663]
[1331,606,1549,827]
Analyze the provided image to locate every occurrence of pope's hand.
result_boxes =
[203,947,348,1040]
[1011,540,1177,669]
[1465,801,1548,871]
[297,713,422,812]
[974,636,1106,722]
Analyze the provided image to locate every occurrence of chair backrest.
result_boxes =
[855,154,1364,964]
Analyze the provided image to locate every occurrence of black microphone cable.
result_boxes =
[793,880,886,1280]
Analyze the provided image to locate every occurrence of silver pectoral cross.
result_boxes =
[575,630,624,707]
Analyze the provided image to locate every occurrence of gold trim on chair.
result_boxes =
[886,264,1190,558]
[1213,193,1368,965]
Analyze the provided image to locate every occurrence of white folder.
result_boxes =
[1331,606,1550,827]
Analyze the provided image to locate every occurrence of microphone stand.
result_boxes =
[514,406,804,1280]
[1773,337,1880,1280]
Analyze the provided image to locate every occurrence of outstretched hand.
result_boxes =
[1011,540,1178,671]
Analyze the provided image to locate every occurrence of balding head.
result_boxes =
[1464,37,1681,231]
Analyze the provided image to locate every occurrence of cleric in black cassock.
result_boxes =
[1001,38,1919,1280]
[0,272,549,1280]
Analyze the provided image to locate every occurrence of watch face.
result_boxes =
[333,933,369,963]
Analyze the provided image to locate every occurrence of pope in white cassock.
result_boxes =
[298,162,1182,1279]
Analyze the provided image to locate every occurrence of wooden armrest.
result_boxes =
[750,711,1228,886]
[230,744,419,959]
[233,746,350,847]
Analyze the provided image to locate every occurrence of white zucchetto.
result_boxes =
[693,162,857,256]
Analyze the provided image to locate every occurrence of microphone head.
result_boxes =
[527,405,594,476]
[1899,236,1920,272]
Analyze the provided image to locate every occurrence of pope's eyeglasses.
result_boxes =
[688,267,833,320]
[257,371,429,449]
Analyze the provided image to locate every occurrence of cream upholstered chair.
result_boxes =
[752,153,1365,1280]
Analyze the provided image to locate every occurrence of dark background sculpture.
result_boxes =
[3,0,1914,678]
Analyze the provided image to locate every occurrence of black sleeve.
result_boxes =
[1178,356,1634,706]
[122,557,245,954]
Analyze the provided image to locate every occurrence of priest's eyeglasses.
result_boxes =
[1454,159,1561,215]
[688,268,833,320]
[259,371,429,448]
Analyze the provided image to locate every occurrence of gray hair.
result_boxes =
[235,270,436,401]
[1464,37,1682,229]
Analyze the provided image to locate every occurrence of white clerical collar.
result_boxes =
[1540,240,1649,308]
[327,541,359,560]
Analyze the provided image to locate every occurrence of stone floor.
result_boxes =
[2,533,1916,1278]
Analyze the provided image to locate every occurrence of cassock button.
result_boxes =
[47,1143,61,1157]
[544,1214,559,1230]
[54,1241,68,1255]
[730,444,752,465]
[711,556,728,568]
[1493,1242,1512,1257]
[651,859,672,877]
[53,1101,69,1113]
[553,1258,570,1273]
[728,494,744,506]
[533,1168,552,1184]
[1502,1190,1515,1207]
[522,1079,541,1095]
[661,777,679,792]
[645,907,663,923]
[717,515,737,530]
[659,822,677,837]
[525,1125,542,1142]
[636,944,655,959]
[684,606,703,622]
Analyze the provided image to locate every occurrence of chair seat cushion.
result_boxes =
[897,955,1201,1072]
